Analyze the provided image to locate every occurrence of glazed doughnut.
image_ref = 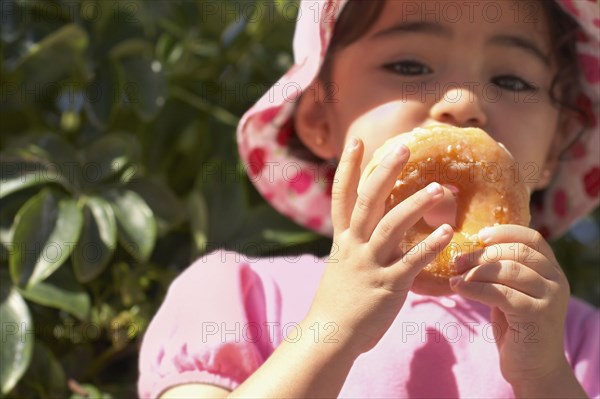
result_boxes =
[360,125,530,278]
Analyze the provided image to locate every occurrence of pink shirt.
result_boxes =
[138,250,600,398]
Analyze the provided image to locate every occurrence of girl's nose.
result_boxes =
[429,87,488,128]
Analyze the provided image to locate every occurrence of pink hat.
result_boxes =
[236,0,600,239]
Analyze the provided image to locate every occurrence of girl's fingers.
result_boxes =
[454,243,558,280]
[349,142,410,241]
[476,225,557,264]
[459,260,547,299]
[449,279,539,316]
[331,137,363,232]
[386,224,454,285]
[371,182,447,263]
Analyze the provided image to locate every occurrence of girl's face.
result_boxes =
[305,0,562,193]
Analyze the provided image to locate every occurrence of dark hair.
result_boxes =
[539,1,588,161]
[288,0,588,164]
[287,1,384,163]
[317,1,386,84]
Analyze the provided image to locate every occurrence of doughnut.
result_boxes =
[360,125,530,278]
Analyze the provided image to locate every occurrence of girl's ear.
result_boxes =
[535,161,557,191]
[293,81,336,160]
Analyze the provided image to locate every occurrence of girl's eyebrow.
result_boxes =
[368,21,451,41]
[488,35,550,66]
[368,21,550,66]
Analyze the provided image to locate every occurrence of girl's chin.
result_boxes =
[410,271,455,296]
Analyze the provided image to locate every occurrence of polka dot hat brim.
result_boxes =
[237,0,600,239]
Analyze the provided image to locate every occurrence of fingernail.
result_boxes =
[346,137,359,152]
[436,224,452,238]
[393,143,408,157]
[426,182,442,195]
[449,275,462,288]
[478,227,493,244]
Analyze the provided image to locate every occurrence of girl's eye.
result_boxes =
[383,61,433,76]
[492,75,537,92]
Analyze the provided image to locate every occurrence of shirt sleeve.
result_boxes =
[138,250,275,398]
[564,297,600,399]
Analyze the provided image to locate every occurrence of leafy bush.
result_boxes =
[1,1,332,397]
[1,0,598,397]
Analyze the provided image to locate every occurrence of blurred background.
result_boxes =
[1,1,598,397]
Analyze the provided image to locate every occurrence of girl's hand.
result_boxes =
[449,225,574,389]
[305,137,454,356]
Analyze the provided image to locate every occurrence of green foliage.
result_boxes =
[1,0,333,397]
[0,0,598,397]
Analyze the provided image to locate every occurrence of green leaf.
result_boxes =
[113,262,145,307]
[228,204,318,252]
[18,265,90,321]
[9,189,83,288]
[16,24,89,91]
[263,229,321,246]
[20,340,67,399]
[156,33,176,63]
[195,158,247,246]
[127,178,182,235]
[104,189,156,262]
[188,191,209,255]
[109,38,154,60]
[2,134,81,193]
[83,60,118,130]
[0,171,70,199]
[110,39,167,121]
[23,133,80,166]
[69,383,105,399]
[0,271,34,395]
[1,188,38,264]
[170,86,239,127]
[82,133,141,188]
[73,197,117,283]
[143,104,209,188]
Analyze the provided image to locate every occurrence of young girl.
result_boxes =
[139,0,599,397]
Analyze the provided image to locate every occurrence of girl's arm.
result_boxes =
[227,318,360,398]
[154,138,454,398]
[159,317,359,398]
[161,383,230,398]
[230,137,453,397]
[511,358,588,399]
